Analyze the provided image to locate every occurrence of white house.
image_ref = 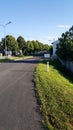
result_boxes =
[52,40,59,57]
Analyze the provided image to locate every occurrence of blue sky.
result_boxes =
[0,0,73,44]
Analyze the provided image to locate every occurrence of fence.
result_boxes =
[58,58,73,73]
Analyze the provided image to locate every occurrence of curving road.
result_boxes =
[0,57,44,130]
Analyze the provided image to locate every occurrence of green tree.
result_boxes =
[26,41,34,54]
[38,42,44,51]
[2,35,19,53]
[17,36,26,53]
[56,26,73,61]
[43,44,50,52]
[32,40,39,53]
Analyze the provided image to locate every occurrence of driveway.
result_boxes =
[0,57,44,130]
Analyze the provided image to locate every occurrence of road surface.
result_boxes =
[0,57,44,130]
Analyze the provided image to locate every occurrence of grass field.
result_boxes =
[35,59,73,130]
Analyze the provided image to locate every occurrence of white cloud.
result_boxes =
[56,24,70,29]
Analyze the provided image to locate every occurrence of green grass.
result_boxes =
[0,58,12,63]
[9,56,33,60]
[0,56,33,62]
[35,59,73,130]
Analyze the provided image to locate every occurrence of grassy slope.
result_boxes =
[35,60,73,130]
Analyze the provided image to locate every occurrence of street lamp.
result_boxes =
[0,21,12,55]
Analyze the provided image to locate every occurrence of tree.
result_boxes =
[26,41,34,54]
[1,34,52,56]
[2,35,19,54]
[38,42,44,51]
[0,42,4,54]
[56,26,73,61]
[32,40,39,53]
[43,44,50,52]
[17,36,26,53]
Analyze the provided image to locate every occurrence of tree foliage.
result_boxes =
[2,35,19,52]
[1,34,51,56]
[17,36,26,52]
[25,40,50,55]
[26,41,34,54]
[56,26,73,61]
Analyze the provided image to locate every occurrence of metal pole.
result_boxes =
[5,32,7,56]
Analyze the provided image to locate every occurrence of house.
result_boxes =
[52,40,59,57]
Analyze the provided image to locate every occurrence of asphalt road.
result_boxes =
[0,57,44,130]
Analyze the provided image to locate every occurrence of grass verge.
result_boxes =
[0,56,33,62]
[35,59,73,130]
[9,56,33,60]
[0,58,12,63]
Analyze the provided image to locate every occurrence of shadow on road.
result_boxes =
[14,59,39,64]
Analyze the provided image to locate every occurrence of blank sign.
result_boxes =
[44,54,50,58]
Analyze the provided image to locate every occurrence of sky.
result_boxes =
[0,0,73,44]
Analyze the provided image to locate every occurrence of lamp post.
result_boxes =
[0,21,12,56]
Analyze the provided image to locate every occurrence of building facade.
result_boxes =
[52,40,59,57]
